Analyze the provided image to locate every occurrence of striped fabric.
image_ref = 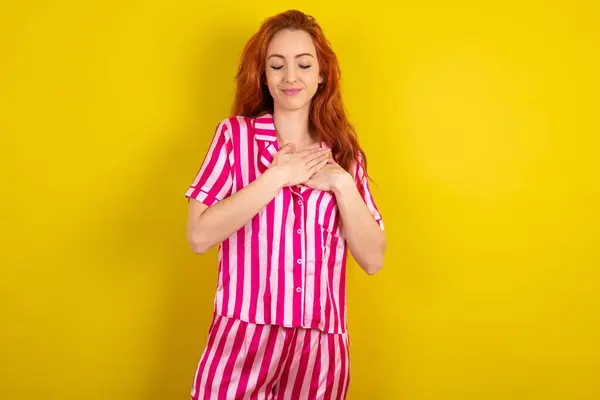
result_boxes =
[185,114,383,335]
[190,313,350,400]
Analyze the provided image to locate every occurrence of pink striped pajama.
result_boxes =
[185,114,383,399]
[191,313,350,399]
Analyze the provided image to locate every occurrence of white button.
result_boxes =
[296,229,302,234]
[297,200,303,205]
[296,287,302,293]
[297,259,303,264]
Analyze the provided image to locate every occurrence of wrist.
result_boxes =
[332,172,355,196]
[263,166,288,190]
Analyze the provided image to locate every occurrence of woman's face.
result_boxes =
[265,28,323,113]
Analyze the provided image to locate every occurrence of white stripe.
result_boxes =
[196,319,228,399]
[317,333,330,398]
[339,335,350,399]
[191,122,225,187]
[238,117,253,318]
[227,229,237,315]
[241,326,281,400]
[215,249,224,313]
[225,323,256,399]
[254,122,275,130]
[203,145,227,192]
[255,134,276,141]
[299,330,320,398]
[329,337,342,399]
[333,239,345,330]
[255,139,267,324]
[210,319,241,398]
[271,193,284,320]
[279,330,305,398]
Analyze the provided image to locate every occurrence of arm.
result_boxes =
[187,168,285,254]
[333,174,386,275]
[185,131,330,254]
[304,155,386,275]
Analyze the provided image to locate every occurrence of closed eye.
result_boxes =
[299,65,311,69]
[270,65,284,70]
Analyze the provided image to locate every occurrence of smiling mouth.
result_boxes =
[282,89,302,96]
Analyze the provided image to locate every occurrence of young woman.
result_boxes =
[184,9,386,400]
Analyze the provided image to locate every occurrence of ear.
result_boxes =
[318,75,324,84]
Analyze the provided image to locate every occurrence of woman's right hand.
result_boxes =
[270,143,331,187]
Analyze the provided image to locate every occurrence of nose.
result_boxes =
[284,67,297,83]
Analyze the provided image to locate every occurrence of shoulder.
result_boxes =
[214,115,255,138]
[350,150,367,182]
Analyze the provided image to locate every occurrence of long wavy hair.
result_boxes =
[232,9,367,175]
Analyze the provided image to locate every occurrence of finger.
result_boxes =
[305,149,331,164]
[278,142,295,154]
[301,148,329,159]
[306,153,329,170]
[308,159,328,175]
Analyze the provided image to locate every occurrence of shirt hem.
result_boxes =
[212,310,348,336]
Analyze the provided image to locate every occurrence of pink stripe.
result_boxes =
[312,193,325,328]
[324,334,336,399]
[235,325,264,399]
[250,326,281,398]
[191,315,222,399]
[339,248,348,331]
[264,329,296,397]
[194,123,228,191]
[330,235,341,333]
[263,199,275,321]
[234,324,265,398]
[193,316,223,400]
[273,330,300,398]
[308,332,323,398]
[218,321,248,399]
[336,335,349,400]
[234,227,245,317]
[275,193,291,326]
[323,199,340,333]
[247,120,260,323]
[291,329,313,395]
[292,191,304,327]
[203,317,236,400]
[231,117,246,318]
[219,239,230,315]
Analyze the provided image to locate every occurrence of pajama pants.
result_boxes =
[190,313,350,400]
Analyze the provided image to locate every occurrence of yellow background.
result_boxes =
[2,1,599,399]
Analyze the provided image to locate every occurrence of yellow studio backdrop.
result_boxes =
[1,1,599,399]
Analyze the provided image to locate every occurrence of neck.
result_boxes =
[272,105,318,149]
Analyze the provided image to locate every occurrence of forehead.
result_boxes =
[267,29,316,56]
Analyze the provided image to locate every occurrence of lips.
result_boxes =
[282,89,302,96]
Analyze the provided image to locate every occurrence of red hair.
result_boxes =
[232,9,367,175]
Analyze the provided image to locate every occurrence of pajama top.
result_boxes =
[185,114,383,334]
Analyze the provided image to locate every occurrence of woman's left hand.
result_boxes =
[303,158,353,192]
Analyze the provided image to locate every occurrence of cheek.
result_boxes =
[264,74,276,95]
[303,72,320,93]
[304,70,320,87]
[265,71,282,90]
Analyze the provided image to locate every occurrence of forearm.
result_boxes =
[189,168,285,253]
[333,176,386,274]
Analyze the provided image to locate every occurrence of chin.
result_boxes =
[276,97,312,112]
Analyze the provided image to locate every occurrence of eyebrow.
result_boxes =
[267,53,315,60]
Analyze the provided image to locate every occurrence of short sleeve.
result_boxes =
[352,152,384,230]
[184,120,233,206]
